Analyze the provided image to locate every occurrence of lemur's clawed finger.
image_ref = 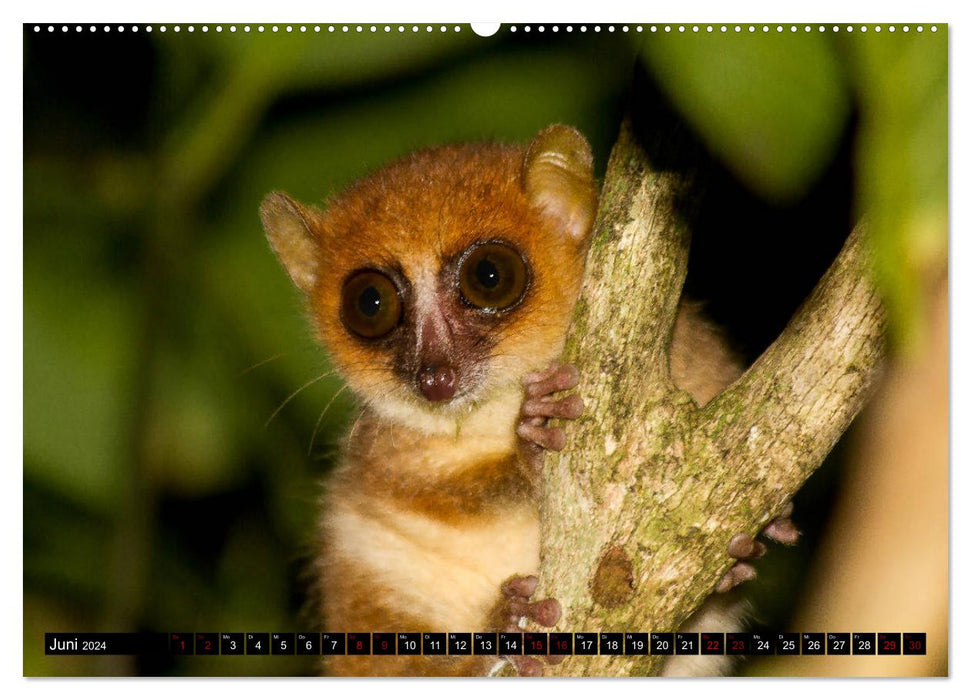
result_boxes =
[516,422,567,452]
[524,363,580,400]
[521,394,584,421]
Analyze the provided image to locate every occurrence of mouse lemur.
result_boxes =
[260,125,797,676]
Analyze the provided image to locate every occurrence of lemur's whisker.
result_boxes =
[264,370,338,429]
[308,383,350,455]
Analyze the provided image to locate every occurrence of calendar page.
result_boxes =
[23,18,948,679]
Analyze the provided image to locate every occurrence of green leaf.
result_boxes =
[844,28,948,350]
[641,30,852,202]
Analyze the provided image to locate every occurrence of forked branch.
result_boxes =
[538,122,885,676]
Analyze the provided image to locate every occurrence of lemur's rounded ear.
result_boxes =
[522,125,598,247]
[260,192,319,295]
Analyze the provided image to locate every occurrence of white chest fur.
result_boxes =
[328,498,541,631]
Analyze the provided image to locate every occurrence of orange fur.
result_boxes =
[263,126,596,676]
[305,142,590,432]
[261,125,742,676]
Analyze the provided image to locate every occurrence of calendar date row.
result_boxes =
[46,632,926,656]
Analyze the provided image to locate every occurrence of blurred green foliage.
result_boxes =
[642,31,851,202]
[639,26,948,349]
[847,30,948,349]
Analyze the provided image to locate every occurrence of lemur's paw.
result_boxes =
[500,575,563,677]
[715,503,800,594]
[501,575,562,628]
[517,362,583,453]
[761,501,800,545]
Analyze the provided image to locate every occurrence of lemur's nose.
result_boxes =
[417,364,457,402]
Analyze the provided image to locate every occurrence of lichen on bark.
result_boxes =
[536,121,886,676]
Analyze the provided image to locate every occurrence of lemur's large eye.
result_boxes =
[341,270,402,339]
[458,243,528,311]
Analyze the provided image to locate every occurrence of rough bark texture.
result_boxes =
[536,122,887,676]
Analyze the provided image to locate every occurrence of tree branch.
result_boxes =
[537,122,886,676]
[698,223,886,522]
[571,121,692,397]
